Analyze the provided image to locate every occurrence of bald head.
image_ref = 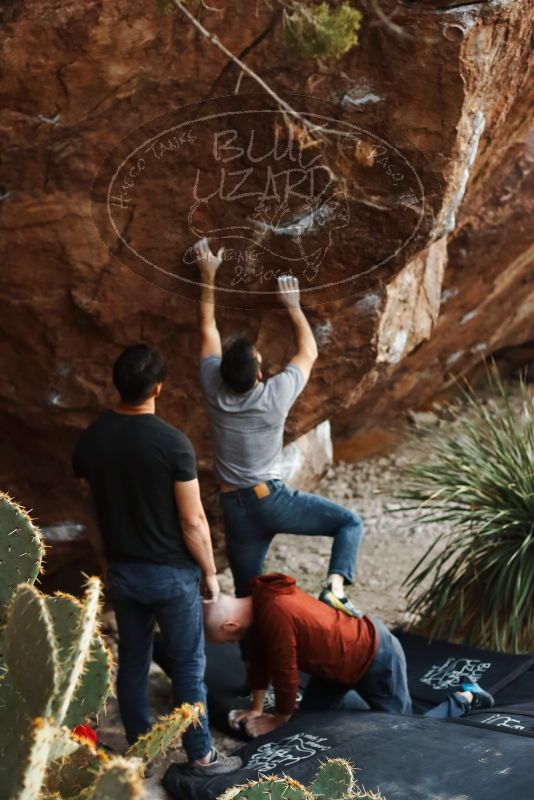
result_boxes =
[203,593,253,643]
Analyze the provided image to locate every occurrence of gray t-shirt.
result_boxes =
[200,355,306,487]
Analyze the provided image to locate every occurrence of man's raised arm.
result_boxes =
[278,275,318,383]
[193,238,224,359]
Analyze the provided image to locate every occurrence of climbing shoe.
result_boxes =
[184,748,243,776]
[319,583,362,617]
[458,676,495,710]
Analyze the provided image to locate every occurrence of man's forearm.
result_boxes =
[182,518,217,576]
[198,269,216,330]
[287,307,318,358]
[251,689,267,712]
[253,687,292,722]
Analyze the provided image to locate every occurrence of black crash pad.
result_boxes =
[394,630,534,706]
[162,710,534,800]
[203,638,534,735]
[454,665,534,737]
[456,703,534,737]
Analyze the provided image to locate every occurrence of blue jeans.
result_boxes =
[107,562,212,761]
[301,618,469,720]
[220,480,363,597]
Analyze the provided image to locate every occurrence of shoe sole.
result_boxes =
[185,763,242,777]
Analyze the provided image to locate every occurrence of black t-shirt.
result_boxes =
[72,411,197,566]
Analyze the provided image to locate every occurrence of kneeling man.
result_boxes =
[203,573,493,738]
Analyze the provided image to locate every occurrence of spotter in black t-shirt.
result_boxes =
[72,411,197,566]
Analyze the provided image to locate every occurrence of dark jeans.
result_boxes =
[220,480,363,597]
[107,562,211,761]
[301,618,469,720]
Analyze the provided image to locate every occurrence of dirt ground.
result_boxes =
[95,381,529,796]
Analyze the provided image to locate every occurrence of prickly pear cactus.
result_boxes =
[53,577,102,727]
[15,717,57,800]
[220,777,312,800]
[0,675,32,800]
[219,761,385,800]
[310,758,354,798]
[46,593,112,728]
[44,742,108,798]
[127,702,204,764]
[4,584,59,717]
[0,492,44,608]
[64,633,111,729]
[0,695,58,800]
[0,577,111,800]
[48,727,83,762]
[87,758,143,800]
[0,491,202,800]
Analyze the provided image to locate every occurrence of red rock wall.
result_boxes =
[0,0,532,540]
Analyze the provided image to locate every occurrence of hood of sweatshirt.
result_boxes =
[250,573,296,597]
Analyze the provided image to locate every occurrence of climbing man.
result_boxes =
[194,238,363,614]
[203,573,495,738]
[72,343,241,776]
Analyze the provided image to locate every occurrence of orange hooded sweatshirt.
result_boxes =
[248,573,378,715]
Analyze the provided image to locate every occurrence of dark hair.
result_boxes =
[220,336,259,394]
[112,344,166,404]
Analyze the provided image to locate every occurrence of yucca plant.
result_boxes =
[397,372,534,653]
